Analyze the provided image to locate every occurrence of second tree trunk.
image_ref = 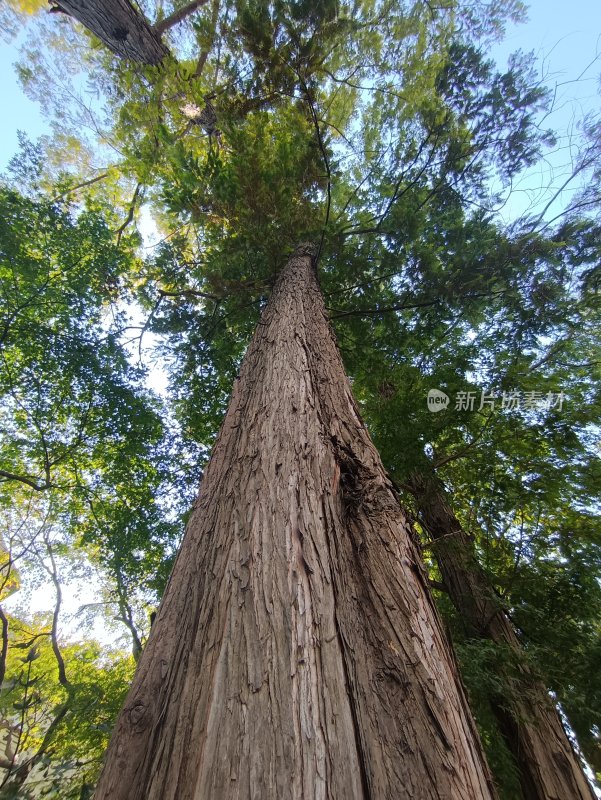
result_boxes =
[409,470,594,800]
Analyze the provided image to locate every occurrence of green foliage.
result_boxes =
[0,154,184,665]
[0,181,147,495]
[453,639,524,800]
[0,610,133,799]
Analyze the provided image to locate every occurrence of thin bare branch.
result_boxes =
[50,172,110,203]
[153,0,209,36]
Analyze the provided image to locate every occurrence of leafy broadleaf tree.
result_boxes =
[0,153,182,654]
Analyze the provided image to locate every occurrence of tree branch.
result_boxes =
[50,172,109,203]
[195,0,219,78]
[0,539,74,792]
[153,0,208,36]
[159,287,220,301]
[115,183,142,246]
[45,546,70,689]
[0,469,50,492]
[329,298,442,319]
[0,607,8,688]
[433,415,493,470]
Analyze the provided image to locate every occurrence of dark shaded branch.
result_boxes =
[112,560,143,660]
[115,601,143,661]
[320,67,409,102]
[299,81,331,264]
[329,285,510,319]
[115,183,142,246]
[0,276,52,348]
[0,469,50,492]
[136,295,164,361]
[433,416,493,470]
[46,551,69,689]
[84,499,143,658]
[339,227,385,237]
[528,158,592,233]
[2,701,71,792]
[374,131,437,230]
[329,298,442,318]
[0,607,8,688]
[0,537,73,794]
[195,0,219,78]
[527,339,568,373]
[159,287,220,301]
[135,285,220,359]
[0,661,31,786]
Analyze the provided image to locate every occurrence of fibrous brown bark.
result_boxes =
[49,0,168,64]
[409,471,595,800]
[94,246,496,800]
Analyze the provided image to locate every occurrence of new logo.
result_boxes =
[427,389,449,412]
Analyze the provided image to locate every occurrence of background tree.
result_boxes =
[0,151,187,794]
[0,496,135,798]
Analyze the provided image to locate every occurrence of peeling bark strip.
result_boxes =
[94,247,497,799]
[49,0,168,64]
[410,472,595,800]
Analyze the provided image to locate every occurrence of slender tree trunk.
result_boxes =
[94,245,496,800]
[49,0,168,64]
[408,471,595,800]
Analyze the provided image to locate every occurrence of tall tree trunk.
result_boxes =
[408,470,595,800]
[49,0,168,64]
[94,245,496,800]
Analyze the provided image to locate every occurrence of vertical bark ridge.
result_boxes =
[94,247,496,800]
[328,567,373,799]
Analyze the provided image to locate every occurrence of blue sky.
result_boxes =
[492,0,600,219]
[492,0,600,131]
[0,30,51,172]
